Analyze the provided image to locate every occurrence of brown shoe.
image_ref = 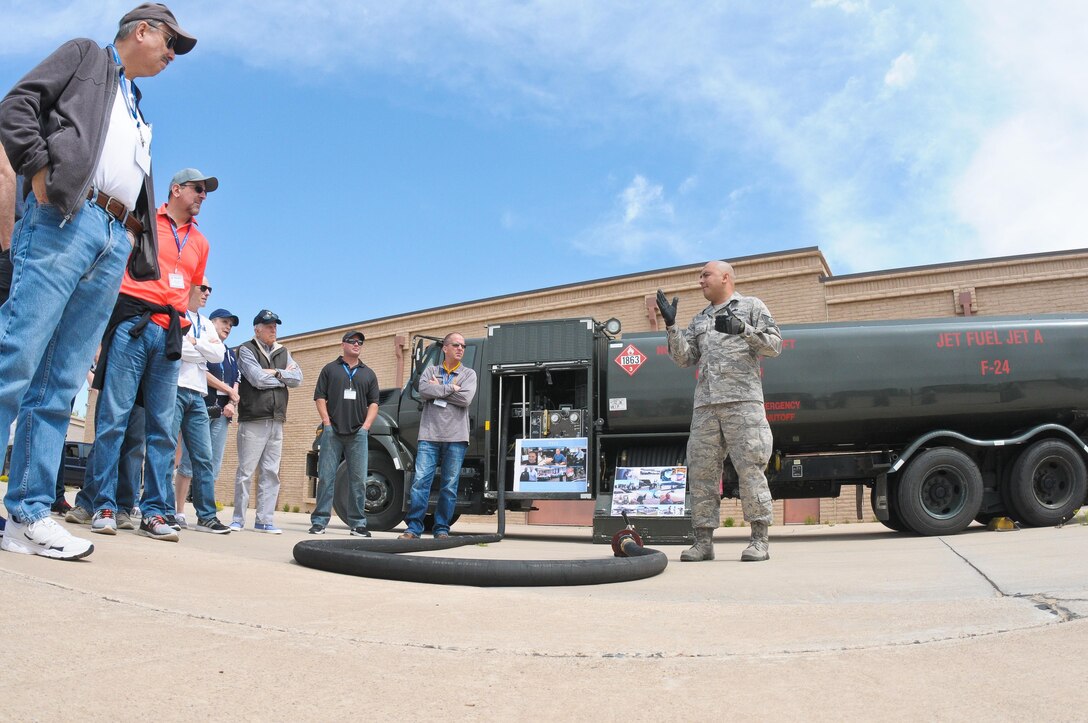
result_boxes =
[398,531,418,540]
[434,532,449,540]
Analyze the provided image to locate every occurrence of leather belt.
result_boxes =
[86,189,143,235]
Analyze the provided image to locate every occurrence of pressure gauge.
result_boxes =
[550,413,560,423]
[569,412,580,423]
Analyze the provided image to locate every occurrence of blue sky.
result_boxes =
[3,0,1086,337]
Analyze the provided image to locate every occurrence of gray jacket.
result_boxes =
[667,291,782,407]
[417,364,478,443]
[0,38,156,241]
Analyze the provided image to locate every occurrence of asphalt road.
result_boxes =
[2,499,1086,721]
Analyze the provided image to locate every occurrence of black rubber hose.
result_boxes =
[293,534,668,587]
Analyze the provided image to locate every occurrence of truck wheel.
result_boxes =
[896,448,983,536]
[1007,440,1088,527]
[334,453,405,532]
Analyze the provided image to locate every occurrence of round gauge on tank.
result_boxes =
[569,412,580,422]
[550,413,560,423]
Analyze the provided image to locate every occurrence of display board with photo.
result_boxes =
[514,437,588,493]
[610,466,687,517]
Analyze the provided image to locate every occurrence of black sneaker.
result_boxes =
[51,499,73,516]
[350,527,371,538]
[308,524,325,535]
[165,514,181,531]
[195,518,231,535]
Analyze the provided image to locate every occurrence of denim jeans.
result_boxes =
[172,387,217,521]
[83,318,180,518]
[0,195,129,524]
[312,425,368,529]
[404,440,468,536]
[179,413,230,481]
[76,403,145,513]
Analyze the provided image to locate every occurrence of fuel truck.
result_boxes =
[307,314,1088,541]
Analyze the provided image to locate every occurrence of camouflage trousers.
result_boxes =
[687,401,773,528]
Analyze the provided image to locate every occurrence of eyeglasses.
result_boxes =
[147,22,178,51]
[183,184,206,195]
[199,285,211,293]
[345,340,364,346]
[446,342,466,349]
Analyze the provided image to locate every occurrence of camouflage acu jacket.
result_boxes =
[666,291,782,407]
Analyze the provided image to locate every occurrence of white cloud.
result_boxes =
[572,175,693,262]
[884,52,916,89]
[811,0,867,13]
[952,0,1088,259]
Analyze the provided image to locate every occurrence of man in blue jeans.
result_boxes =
[400,332,477,540]
[0,4,196,559]
[310,330,380,536]
[169,279,228,533]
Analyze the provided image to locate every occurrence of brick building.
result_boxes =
[91,245,1088,526]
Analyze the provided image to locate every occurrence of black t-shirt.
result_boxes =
[313,356,380,435]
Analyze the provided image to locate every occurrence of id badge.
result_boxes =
[168,272,185,289]
[433,399,448,408]
[343,388,357,400]
[135,123,153,175]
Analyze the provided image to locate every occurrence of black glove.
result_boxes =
[714,312,745,335]
[656,289,678,327]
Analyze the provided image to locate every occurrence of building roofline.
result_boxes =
[821,246,1088,283]
[283,246,825,342]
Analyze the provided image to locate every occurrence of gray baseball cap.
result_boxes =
[170,168,218,192]
[119,3,197,55]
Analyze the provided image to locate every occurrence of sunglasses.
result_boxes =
[199,285,211,293]
[345,339,364,346]
[446,342,466,349]
[184,183,206,195]
[148,22,177,51]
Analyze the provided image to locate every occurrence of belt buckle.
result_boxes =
[103,194,130,228]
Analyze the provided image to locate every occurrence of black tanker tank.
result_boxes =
[604,314,1088,451]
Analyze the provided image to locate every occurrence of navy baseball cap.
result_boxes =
[209,308,239,326]
[342,331,365,343]
[253,309,281,325]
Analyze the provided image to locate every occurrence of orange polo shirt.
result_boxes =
[118,204,209,330]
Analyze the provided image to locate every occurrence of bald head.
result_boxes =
[698,260,736,305]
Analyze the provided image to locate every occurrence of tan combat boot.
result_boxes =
[680,528,715,561]
[740,520,769,562]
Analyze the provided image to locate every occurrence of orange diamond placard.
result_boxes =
[614,343,646,377]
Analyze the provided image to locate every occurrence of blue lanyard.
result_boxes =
[169,218,191,257]
[342,363,359,382]
[107,45,140,128]
[441,367,457,385]
[188,311,201,338]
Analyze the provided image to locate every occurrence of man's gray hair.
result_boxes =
[442,333,463,346]
[115,19,143,43]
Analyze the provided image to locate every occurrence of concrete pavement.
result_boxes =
[2,497,1087,721]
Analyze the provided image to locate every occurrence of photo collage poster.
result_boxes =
[610,466,687,517]
[514,438,588,493]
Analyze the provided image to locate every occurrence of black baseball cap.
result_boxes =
[342,331,366,343]
[253,309,281,325]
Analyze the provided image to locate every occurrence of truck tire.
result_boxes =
[1007,439,1088,527]
[334,453,405,532]
[896,447,983,536]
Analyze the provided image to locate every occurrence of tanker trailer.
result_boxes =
[603,314,1088,536]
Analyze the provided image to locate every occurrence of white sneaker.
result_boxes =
[175,513,188,530]
[0,517,94,560]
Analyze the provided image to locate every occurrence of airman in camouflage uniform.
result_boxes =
[658,260,782,562]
